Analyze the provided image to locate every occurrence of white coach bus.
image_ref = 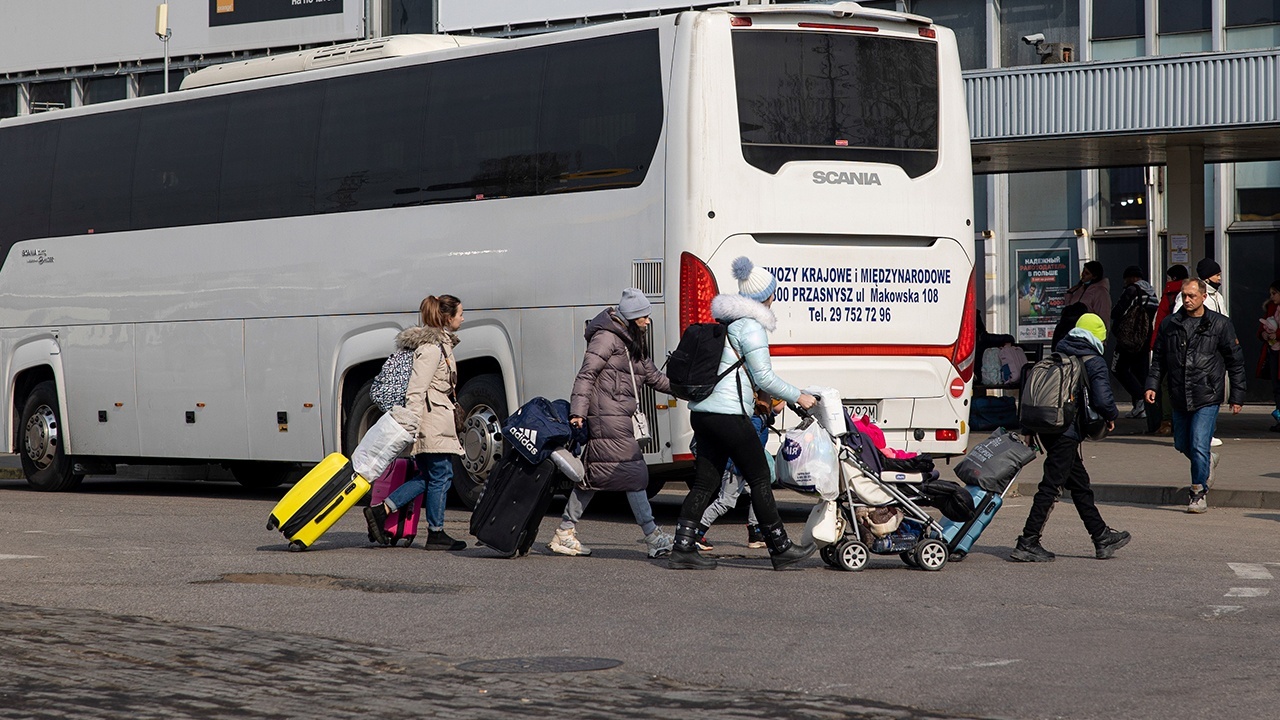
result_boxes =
[0,2,973,495]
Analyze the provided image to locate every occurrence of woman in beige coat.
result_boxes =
[364,295,467,550]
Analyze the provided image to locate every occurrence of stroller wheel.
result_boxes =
[913,539,949,571]
[834,540,869,572]
[820,545,839,568]
[899,551,919,568]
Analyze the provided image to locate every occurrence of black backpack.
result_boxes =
[1114,288,1154,353]
[665,322,745,401]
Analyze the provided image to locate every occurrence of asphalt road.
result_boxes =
[1,475,1277,720]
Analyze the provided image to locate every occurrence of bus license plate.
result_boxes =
[843,402,879,423]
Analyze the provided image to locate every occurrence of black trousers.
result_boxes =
[1113,349,1149,406]
[681,412,780,528]
[1021,432,1107,540]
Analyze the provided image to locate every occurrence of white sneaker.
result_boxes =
[548,527,592,556]
[1186,489,1208,514]
[645,529,673,558]
[1210,436,1223,447]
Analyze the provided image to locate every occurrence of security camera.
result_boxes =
[1022,33,1046,45]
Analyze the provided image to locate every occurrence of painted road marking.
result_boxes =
[1203,605,1245,618]
[0,554,44,560]
[1224,588,1271,598]
[1227,563,1274,580]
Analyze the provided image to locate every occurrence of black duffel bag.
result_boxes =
[954,428,1037,494]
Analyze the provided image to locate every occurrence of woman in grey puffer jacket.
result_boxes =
[548,289,674,559]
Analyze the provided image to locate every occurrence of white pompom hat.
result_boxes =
[731,256,777,303]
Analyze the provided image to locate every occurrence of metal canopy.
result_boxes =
[965,49,1280,174]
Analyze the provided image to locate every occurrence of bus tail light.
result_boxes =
[949,269,977,384]
[680,252,718,334]
[935,429,959,442]
[919,27,937,38]
[730,16,752,27]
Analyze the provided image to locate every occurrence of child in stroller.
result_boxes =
[783,405,975,572]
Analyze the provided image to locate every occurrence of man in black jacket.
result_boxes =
[1011,313,1130,563]
[1145,278,1247,513]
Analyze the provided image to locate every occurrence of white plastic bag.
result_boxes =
[351,412,414,480]
[775,422,839,499]
[806,386,847,438]
[801,500,844,546]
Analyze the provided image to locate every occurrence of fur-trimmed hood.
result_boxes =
[710,293,777,332]
[394,325,459,351]
[584,307,632,344]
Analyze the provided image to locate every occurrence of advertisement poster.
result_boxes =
[210,0,344,27]
[1015,248,1071,342]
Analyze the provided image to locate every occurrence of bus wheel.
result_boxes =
[454,374,507,509]
[342,378,382,457]
[19,381,84,492]
[228,462,295,489]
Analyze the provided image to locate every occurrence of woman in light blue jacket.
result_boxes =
[669,257,818,571]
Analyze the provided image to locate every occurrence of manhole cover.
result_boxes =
[455,656,622,674]
[193,573,461,594]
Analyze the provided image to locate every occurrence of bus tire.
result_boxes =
[342,378,381,458]
[19,381,84,492]
[453,373,507,509]
[228,461,295,489]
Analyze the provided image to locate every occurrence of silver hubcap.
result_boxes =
[24,404,59,470]
[460,405,504,480]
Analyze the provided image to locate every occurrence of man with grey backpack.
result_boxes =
[1012,313,1130,562]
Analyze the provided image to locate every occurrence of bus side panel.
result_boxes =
[245,317,323,462]
[135,320,249,459]
[59,324,140,456]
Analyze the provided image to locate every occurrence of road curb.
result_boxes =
[1015,481,1280,510]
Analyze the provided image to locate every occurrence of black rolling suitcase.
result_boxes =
[470,450,560,557]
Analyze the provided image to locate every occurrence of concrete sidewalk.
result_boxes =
[951,405,1280,509]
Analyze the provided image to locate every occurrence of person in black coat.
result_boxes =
[1145,278,1247,513]
[1011,313,1131,563]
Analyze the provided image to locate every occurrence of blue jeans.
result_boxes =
[1172,405,1219,490]
[560,487,658,536]
[385,453,453,530]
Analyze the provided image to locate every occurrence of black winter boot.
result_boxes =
[668,520,716,570]
[1092,527,1131,559]
[762,522,816,570]
[1009,534,1055,562]
[363,503,391,546]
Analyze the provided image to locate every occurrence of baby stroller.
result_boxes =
[779,405,975,572]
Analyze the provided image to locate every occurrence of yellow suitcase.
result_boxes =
[267,452,371,551]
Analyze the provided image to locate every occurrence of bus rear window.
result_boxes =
[732,30,939,177]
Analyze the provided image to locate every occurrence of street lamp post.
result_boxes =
[155,3,172,93]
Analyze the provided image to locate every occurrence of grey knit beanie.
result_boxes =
[617,288,651,320]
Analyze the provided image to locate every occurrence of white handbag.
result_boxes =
[627,358,652,442]
[801,500,844,546]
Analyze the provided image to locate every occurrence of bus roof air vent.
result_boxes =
[726,2,932,27]
[181,34,499,90]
